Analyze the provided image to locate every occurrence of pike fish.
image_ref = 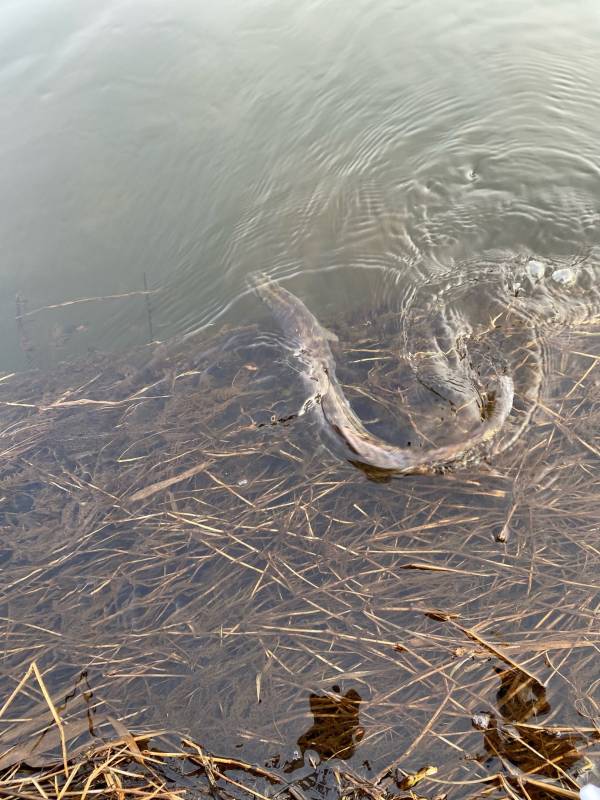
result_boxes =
[251,273,514,473]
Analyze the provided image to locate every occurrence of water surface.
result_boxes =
[0,0,599,794]
[2,0,600,368]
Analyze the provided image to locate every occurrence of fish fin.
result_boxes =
[322,326,339,343]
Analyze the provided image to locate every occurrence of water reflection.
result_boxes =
[285,685,365,772]
[496,667,550,722]
[296,688,364,763]
[2,0,600,370]
[473,668,584,781]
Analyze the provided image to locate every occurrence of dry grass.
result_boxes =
[0,659,596,800]
[0,295,598,800]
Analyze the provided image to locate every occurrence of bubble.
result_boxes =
[580,785,600,800]
[551,267,577,286]
[471,711,492,730]
[527,259,546,280]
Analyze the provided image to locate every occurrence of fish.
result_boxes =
[251,272,514,474]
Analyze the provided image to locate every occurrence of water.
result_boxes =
[1,311,598,782]
[1,0,599,793]
[2,0,600,370]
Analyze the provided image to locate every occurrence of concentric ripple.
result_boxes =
[392,250,600,455]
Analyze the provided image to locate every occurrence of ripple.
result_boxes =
[398,250,600,451]
[80,0,600,369]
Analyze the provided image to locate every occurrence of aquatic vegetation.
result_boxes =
[0,252,598,800]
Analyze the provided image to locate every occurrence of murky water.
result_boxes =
[1,0,599,794]
[2,0,600,369]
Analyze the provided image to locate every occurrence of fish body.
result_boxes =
[252,273,513,474]
[250,273,337,400]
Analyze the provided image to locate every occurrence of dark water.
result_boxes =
[1,0,599,794]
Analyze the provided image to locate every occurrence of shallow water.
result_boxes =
[1,0,599,794]
[0,302,598,790]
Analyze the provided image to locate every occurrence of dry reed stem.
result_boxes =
[0,300,598,800]
[16,290,161,319]
[0,662,69,779]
